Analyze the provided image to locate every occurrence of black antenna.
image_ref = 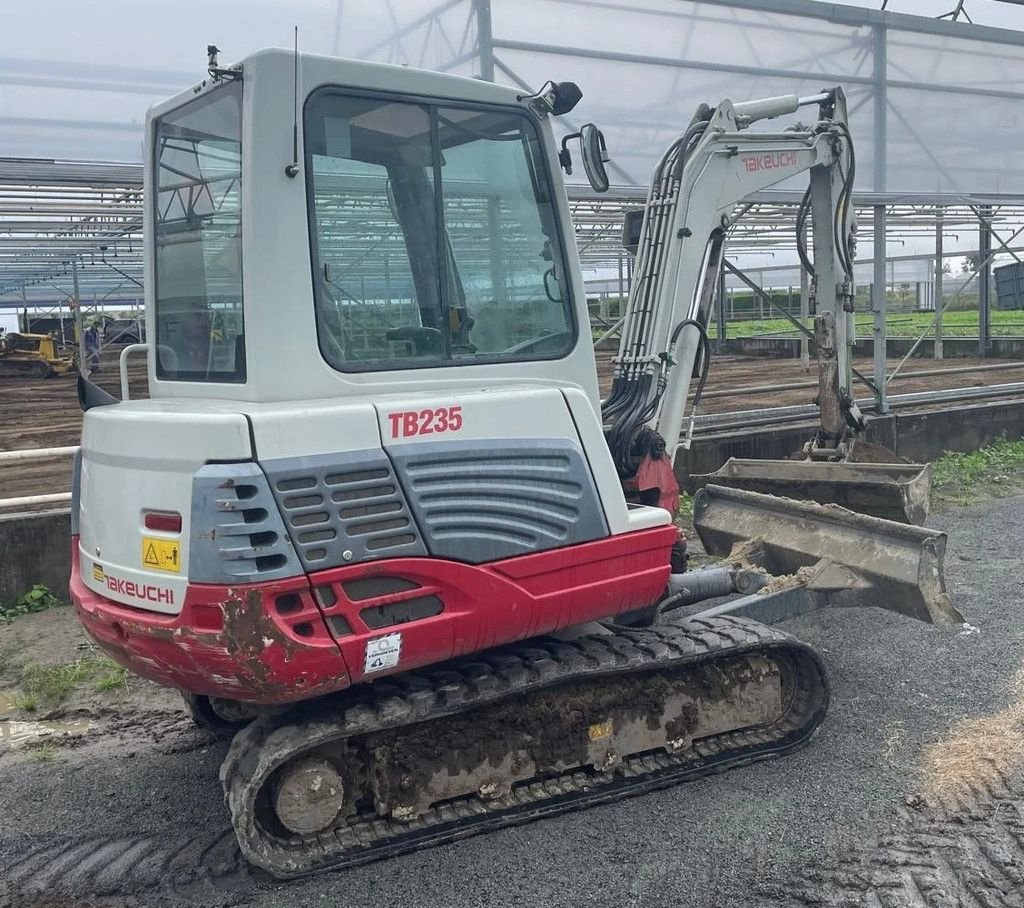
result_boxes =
[285,26,300,177]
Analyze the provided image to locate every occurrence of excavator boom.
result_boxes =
[605,87,929,524]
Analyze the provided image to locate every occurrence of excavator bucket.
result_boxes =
[692,484,962,626]
[691,457,932,525]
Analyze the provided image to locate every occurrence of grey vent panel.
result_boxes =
[262,450,426,570]
[387,438,609,563]
[189,463,300,583]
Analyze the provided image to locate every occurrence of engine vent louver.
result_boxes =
[387,439,609,563]
[360,594,443,629]
[189,463,300,584]
[262,451,426,570]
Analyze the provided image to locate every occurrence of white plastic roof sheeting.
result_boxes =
[346,0,1024,198]
[3,0,1024,198]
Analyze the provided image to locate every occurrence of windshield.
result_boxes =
[304,89,575,371]
[153,82,244,382]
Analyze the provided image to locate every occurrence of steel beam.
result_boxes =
[873,205,888,413]
[473,0,495,81]
[934,211,944,360]
[799,265,810,371]
[873,25,887,195]
[979,205,992,357]
[715,261,727,353]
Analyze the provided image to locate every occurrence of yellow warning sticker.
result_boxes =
[92,562,104,583]
[141,536,180,573]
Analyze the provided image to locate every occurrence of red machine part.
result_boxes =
[622,453,681,517]
[71,525,676,704]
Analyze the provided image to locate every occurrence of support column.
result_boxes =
[72,260,86,377]
[799,266,810,371]
[872,23,887,414]
[873,25,887,195]
[978,205,992,357]
[934,210,943,360]
[872,205,889,413]
[473,0,495,81]
[715,261,726,352]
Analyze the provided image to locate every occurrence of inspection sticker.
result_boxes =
[364,632,402,675]
[141,536,180,573]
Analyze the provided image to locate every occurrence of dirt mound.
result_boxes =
[788,439,912,464]
[849,440,912,464]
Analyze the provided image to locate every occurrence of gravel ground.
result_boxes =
[2,494,1023,908]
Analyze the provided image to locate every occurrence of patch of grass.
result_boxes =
[13,693,38,712]
[94,663,129,693]
[675,492,723,569]
[920,663,1024,808]
[723,309,1024,339]
[0,584,65,624]
[677,492,695,520]
[27,742,58,763]
[17,653,127,708]
[932,436,1024,505]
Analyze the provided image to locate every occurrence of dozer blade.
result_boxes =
[691,457,932,525]
[693,483,962,626]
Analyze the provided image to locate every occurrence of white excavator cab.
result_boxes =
[146,51,603,403]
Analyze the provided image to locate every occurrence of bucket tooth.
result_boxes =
[691,457,932,525]
[693,484,962,626]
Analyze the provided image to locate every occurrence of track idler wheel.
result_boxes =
[273,758,346,836]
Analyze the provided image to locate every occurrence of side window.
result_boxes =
[307,98,441,368]
[153,82,244,382]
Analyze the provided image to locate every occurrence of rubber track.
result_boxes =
[222,614,830,879]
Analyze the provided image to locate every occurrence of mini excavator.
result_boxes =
[71,49,959,877]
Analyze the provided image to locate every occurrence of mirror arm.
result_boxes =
[558,132,581,175]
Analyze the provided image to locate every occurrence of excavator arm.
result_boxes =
[604,88,858,484]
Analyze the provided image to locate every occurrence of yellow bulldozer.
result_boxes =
[0,330,76,378]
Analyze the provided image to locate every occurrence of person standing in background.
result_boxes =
[84,322,100,373]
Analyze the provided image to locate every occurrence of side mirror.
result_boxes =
[558,123,611,193]
[579,124,609,193]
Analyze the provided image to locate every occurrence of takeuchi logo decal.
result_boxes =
[742,151,798,172]
[104,573,175,605]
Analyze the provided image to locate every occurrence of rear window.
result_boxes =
[153,82,245,382]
